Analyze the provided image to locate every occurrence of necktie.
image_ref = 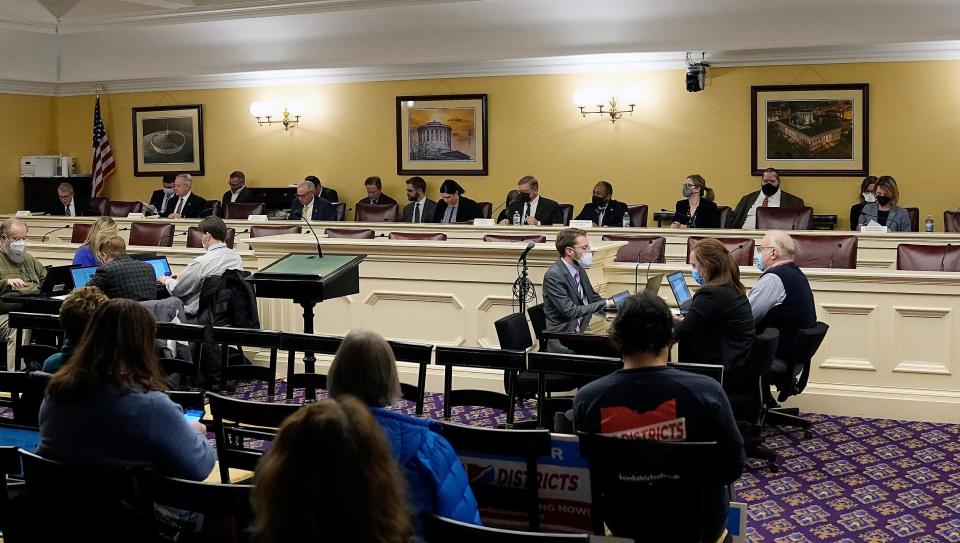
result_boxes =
[174,197,185,215]
[761,196,769,208]
[598,207,606,225]
[160,194,171,214]
[573,272,585,332]
[65,204,70,216]
[414,202,421,223]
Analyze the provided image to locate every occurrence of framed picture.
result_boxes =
[751,84,868,177]
[132,104,204,177]
[396,94,488,176]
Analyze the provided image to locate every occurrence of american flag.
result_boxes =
[91,95,115,197]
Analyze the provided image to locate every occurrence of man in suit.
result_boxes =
[498,175,564,226]
[730,168,805,229]
[356,176,397,207]
[575,180,629,227]
[220,170,252,216]
[305,175,339,203]
[289,181,335,221]
[543,228,614,352]
[86,236,158,301]
[145,174,177,217]
[400,176,436,223]
[164,174,211,219]
[49,182,95,217]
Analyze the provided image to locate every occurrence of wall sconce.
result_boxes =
[572,88,639,124]
[249,101,304,131]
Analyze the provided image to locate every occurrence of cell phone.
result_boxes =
[183,409,204,424]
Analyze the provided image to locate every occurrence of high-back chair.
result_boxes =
[557,204,574,226]
[896,243,960,271]
[764,322,829,437]
[717,205,732,228]
[756,206,814,230]
[944,210,960,232]
[792,234,858,269]
[280,332,342,401]
[625,204,648,227]
[905,207,920,232]
[71,223,92,244]
[106,201,143,217]
[389,232,447,241]
[483,234,547,243]
[212,327,282,400]
[686,236,755,266]
[434,346,525,425]
[325,228,375,239]
[388,340,433,416]
[476,202,493,219]
[355,202,399,222]
[186,226,236,249]
[88,197,109,216]
[224,202,265,219]
[129,222,175,247]
[601,235,666,263]
[250,225,301,238]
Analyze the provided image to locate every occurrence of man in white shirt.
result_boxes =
[164,174,210,219]
[498,175,564,226]
[730,168,805,229]
[158,216,243,318]
[401,177,437,223]
[220,170,252,216]
[51,183,92,217]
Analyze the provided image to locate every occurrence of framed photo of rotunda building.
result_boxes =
[396,94,488,176]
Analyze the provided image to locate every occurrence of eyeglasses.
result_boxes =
[4,236,26,242]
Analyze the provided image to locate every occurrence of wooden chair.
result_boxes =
[155,321,206,385]
[434,346,524,425]
[212,327,282,399]
[9,312,62,372]
[389,340,433,416]
[280,332,342,401]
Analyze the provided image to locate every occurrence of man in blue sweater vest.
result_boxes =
[750,230,817,355]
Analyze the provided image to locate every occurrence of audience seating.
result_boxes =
[905,207,920,232]
[717,205,732,228]
[9,312,62,371]
[334,202,347,221]
[601,234,666,263]
[626,204,648,227]
[526,303,547,352]
[686,236,755,266]
[145,476,253,542]
[166,389,206,412]
[212,326,282,399]
[249,224,301,238]
[105,200,142,217]
[324,227,375,239]
[944,210,960,232]
[896,243,960,271]
[186,225,236,249]
[558,204,574,226]
[13,371,50,428]
[0,446,20,532]
[483,234,547,243]
[155,321,206,385]
[792,234,858,268]
[423,514,591,542]
[476,201,493,219]
[756,206,814,230]
[388,340,433,417]
[526,352,620,430]
[434,346,524,425]
[129,222,174,247]
[88,197,109,216]
[389,231,447,241]
[224,202,265,219]
[70,223,92,243]
[764,322,829,438]
[281,332,342,401]
[439,422,551,531]
[355,202,399,222]
[0,371,28,422]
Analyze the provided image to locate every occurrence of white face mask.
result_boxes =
[163,187,175,196]
[7,240,26,263]
[862,192,876,203]
[575,250,593,268]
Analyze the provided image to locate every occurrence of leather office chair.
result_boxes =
[905,207,920,232]
[476,201,493,219]
[250,225,301,238]
[88,197,109,216]
[717,205,732,228]
[206,200,221,219]
[944,210,960,232]
[896,243,960,271]
[558,204,574,226]
[106,200,143,217]
[686,236,754,266]
[224,202,265,219]
[334,202,347,221]
[388,232,447,241]
[186,226,236,249]
[626,204,648,227]
[756,206,814,230]
[725,327,780,471]
[764,322,829,437]
[71,223,92,244]
[325,228,375,239]
[526,304,547,352]
[601,235,666,263]
[792,234,858,269]
[129,222,174,247]
[483,234,547,243]
[355,202,399,222]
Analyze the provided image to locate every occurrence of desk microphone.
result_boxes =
[634,239,654,293]
[155,232,187,246]
[518,241,535,262]
[728,243,745,265]
[827,241,843,269]
[940,243,952,272]
[300,214,323,259]
[41,225,72,242]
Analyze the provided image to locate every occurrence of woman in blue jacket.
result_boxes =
[73,216,118,266]
[328,329,482,528]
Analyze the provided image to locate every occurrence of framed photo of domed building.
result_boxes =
[132,104,205,177]
[396,94,488,176]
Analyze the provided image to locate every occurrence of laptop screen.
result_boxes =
[0,422,40,451]
[667,272,692,306]
[70,266,98,289]
[143,257,172,278]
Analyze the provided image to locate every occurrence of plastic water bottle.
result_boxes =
[512,211,521,226]
[925,215,934,233]
[622,212,631,227]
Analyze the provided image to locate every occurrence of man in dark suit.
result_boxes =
[86,236,158,301]
[305,175,339,203]
[220,170,252,216]
[356,176,397,207]
[499,175,564,226]
[575,180,629,227]
[164,174,211,219]
[145,174,177,217]
[543,228,614,352]
[730,168,805,229]
[400,177,437,223]
[49,182,95,216]
[289,181,335,221]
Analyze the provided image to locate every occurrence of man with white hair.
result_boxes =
[0,218,47,364]
[749,230,816,353]
[50,182,94,217]
[164,174,210,219]
[288,180,335,221]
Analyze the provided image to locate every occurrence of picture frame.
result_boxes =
[396,94,488,176]
[751,84,868,177]
[132,104,204,177]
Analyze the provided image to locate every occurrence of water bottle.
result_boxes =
[622,212,631,228]
[512,211,521,226]
[925,215,934,233]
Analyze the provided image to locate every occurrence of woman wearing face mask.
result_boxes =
[73,216,118,266]
[671,174,721,229]
[432,179,481,224]
[849,176,877,231]
[674,239,754,371]
[857,176,912,231]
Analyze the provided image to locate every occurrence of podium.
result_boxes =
[248,253,365,396]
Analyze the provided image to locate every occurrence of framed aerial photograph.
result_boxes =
[396,94,488,176]
[132,104,204,177]
[751,84,868,176]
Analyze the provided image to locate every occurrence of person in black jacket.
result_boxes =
[49,183,95,217]
[220,170,253,216]
[849,175,877,231]
[498,175,564,226]
[495,190,522,223]
[432,179,481,223]
[575,181,629,227]
[164,174,211,219]
[146,174,177,217]
[305,175,339,203]
[86,236,158,301]
[672,174,721,229]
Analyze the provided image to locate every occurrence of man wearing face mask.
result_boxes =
[748,231,816,356]
[543,228,615,352]
[0,218,47,364]
[145,174,177,217]
[158,216,243,319]
[498,175,564,226]
[730,168,805,229]
[574,181,629,227]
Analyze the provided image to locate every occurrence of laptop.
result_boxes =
[0,420,40,477]
[666,271,694,316]
[143,257,173,279]
[69,266,98,289]
[38,265,73,297]
[644,273,664,296]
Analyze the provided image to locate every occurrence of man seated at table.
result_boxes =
[42,286,109,374]
[164,174,210,219]
[86,236,158,301]
[749,230,816,355]
[145,174,177,217]
[0,218,47,364]
[401,177,436,223]
[49,182,94,217]
[730,167,805,229]
[158,217,243,319]
[498,175,564,225]
[573,293,745,543]
[357,176,397,207]
[575,180,629,227]
[220,170,252,214]
[289,181,336,221]
[305,175,339,203]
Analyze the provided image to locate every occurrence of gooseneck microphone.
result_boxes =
[518,241,535,262]
[41,225,72,242]
[300,213,323,259]
[827,241,843,269]
[940,243,952,272]
[634,239,654,293]
[156,231,187,247]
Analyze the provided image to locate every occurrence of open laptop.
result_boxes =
[69,266,98,289]
[608,273,665,312]
[143,256,173,279]
[38,265,73,297]
[666,271,694,316]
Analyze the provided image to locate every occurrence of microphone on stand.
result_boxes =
[827,241,843,269]
[728,243,745,265]
[300,214,323,259]
[41,225,72,242]
[155,232,187,247]
[634,239,655,293]
[518,241,535,262]
[939,243,952,272]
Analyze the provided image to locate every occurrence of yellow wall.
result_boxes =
[0,93,57,209]
[7,59,960,228]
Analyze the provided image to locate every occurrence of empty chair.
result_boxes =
[355,202,399,222]
[483,234,547,243]
[166,389,205,412]
[686,236,755,266]
[0,371,28,422]
[476,201,493,219]
[207,200,222,219]
[186,225,236,249]
[212,327,282,399]
[106,200,143,217]
[334,202,347,221]
[526,351,620,430]
[434,346,524,425]
[896,243,960,271]
[281,332,342,400]
[601,234,666,263]
[756,206,814,230]
[944,210,960,232]
[526,303,547,352]
[129,222,175,247]
[792,234,858,268]
[70,223,92,244]
[557,204,574,226]
[389,232,447,241]
[717,205,732,228]
[88,197,109,216]
[726,328,780,471]
[423,514,590,542]
[764,322,829,437]
[386,340,433,416]
[325,228,375,239]
[250,225,301,238]
[155,321,206,385]
[625,204,648,227]
[224,202,265,219]
[9,312,62,371]
[905,207,920,232]
[145,476,253,541]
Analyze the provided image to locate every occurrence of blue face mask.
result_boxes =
[691,268,704,285]
[754,252,765,272]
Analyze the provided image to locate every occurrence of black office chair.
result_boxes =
[726,328,779,471]
[526,304,547,352]
[434,346,524,426]
[423,514,590,542]
[763,322,829,438]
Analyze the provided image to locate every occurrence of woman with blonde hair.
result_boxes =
[672,174,721,229]
[72,216,118,266]
[857,175,912,231]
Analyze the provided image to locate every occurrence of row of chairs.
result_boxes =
[69,221,303,248]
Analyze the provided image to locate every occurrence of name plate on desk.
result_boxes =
[15,211,31,217]
[247,215,268,221]
[569,220,593,228]
[861,225,888,233]
[127,212,144,218]
[473,218,495,226]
